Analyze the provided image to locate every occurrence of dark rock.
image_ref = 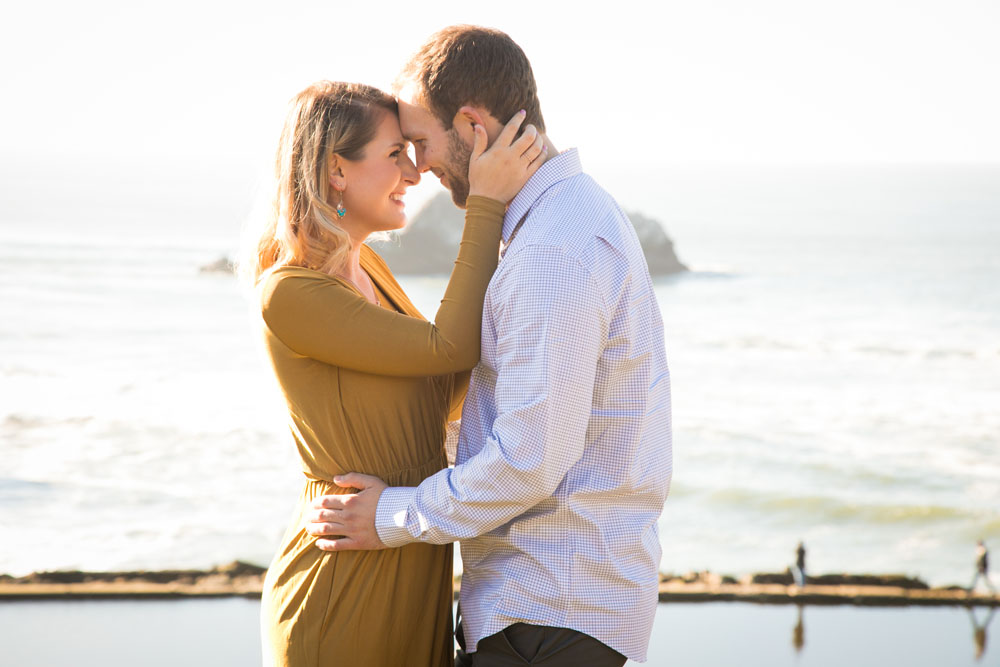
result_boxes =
[807,573,930,590]
[216,561,267,577]
[24,571,89,584]
[627,210,688,275]
[748,571,931,589]
[752,572,795,585]
[15,562,267,585]
[131,571,204,584]
[370,193,687,276]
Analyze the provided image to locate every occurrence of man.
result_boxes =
[970,540,995,594]
[793,541,807,587]
[307,26,672,665]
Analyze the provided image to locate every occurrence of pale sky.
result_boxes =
[3,0,998,166]
[1,0,998,231]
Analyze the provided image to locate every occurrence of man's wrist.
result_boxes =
[374,486,419,548]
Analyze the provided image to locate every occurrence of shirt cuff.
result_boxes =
[375,486,419,548]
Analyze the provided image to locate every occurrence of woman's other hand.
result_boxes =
[467,110,547,203]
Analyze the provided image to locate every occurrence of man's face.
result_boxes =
[397,90,472,208]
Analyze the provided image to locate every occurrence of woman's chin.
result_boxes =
[373,217,407,233]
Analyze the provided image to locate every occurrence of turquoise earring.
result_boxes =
[336,190,346,218]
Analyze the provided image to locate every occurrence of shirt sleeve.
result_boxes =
[259,196,504,377]
[375,245,608,546]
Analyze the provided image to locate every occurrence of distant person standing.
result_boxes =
[970,540,996,594]
[793,541,807,587]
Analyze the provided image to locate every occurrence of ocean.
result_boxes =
[1,164,998,587]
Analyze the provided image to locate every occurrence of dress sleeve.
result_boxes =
[260,196,504,377]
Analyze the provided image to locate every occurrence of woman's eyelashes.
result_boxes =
[390,142,410,158]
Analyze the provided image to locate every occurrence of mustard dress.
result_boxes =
[258,197,505,667]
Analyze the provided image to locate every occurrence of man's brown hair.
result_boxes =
[396,25,545,133]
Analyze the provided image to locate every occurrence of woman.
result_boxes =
[244,81,544,666]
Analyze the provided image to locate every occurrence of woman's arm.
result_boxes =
[261,112,545,377]
[262,197,502,376]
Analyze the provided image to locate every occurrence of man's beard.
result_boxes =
[443,128,472,208]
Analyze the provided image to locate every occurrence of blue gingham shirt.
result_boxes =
[376,149,672,662]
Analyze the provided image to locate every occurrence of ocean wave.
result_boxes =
[978,517,1000,535]
[855,344,910,357]
[857,344,986,360]
[689,338,993,360]
[678,267,738,279]
[0,365,56,378]
[0,234,233,256]
[922,347,982,360]
[0,477,52,501]
[706,488,969,524]
[695,336,804,352]
[1,414,93,431]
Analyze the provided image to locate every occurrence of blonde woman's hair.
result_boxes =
[241,81,396,285]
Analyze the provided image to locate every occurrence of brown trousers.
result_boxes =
[456,618,628,667]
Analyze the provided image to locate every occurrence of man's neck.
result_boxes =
[538,134,558,166]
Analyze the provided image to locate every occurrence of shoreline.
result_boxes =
[2,562,997,607]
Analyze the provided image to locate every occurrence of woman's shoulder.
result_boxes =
[258,265,350,309]
[262,264,335,289]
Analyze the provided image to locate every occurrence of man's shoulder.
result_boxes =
[521,173,639,266]
[536,172,619,218]
[495,175,646,312]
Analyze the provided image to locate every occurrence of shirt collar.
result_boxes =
[502,148,582,242]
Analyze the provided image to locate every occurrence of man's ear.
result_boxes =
[453,105,489,145]
[329,154,346,191]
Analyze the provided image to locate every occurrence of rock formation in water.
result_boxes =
[199,256,235,273]
[370,193,687,276]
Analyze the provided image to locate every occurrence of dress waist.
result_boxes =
[302,453,446,493]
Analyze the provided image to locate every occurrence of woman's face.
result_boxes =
[335,111,420,241]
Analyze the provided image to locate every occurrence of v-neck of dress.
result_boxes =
[370,280,392,311]
[358,244,430,320]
